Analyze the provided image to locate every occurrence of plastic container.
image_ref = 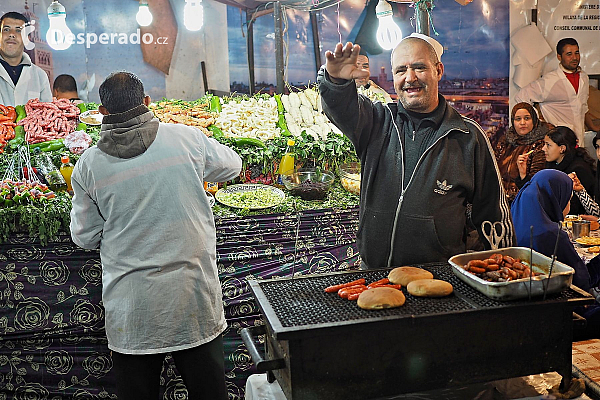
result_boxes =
[204,181,219,195]
[282,169,335,200]
[276,139,296,187]
[339,162,361,195]
[60,155,74,192]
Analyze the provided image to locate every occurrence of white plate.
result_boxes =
[79,110,103,125]
[215,184,285,210]
[206,191,215,208]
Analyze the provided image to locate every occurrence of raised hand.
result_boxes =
[324,42,370,82]
[568,172,584,192]
[516,153,529,179]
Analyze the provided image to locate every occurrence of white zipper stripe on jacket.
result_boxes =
[463,116,513,248]
[384,104,468,268]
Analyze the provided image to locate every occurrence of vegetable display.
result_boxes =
[215,96,280,141]
[0,96,361,243]
[280,87,342,141]
[0,104,17,153]
[149,98,215,136]
[0,179,57,207]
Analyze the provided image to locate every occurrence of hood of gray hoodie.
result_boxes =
[97,104,159,159]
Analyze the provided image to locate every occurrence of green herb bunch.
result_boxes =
[0,191,71,245]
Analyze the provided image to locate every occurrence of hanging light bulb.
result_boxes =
[375,0,402,51]
[136,0,153,27]
[184,0,204,31]
[46,0,74,51]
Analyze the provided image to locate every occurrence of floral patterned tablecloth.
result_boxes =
[0,207,359,400]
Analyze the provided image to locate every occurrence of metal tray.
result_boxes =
[448,247,574,301]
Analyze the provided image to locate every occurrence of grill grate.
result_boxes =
[257,263,583,328]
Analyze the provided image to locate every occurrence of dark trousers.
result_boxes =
[111,334,227,400]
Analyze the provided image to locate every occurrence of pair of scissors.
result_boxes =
[481,221,506,250]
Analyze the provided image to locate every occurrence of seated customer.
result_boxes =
[543,126,596,215]
[52,74,82,104]
[494,102,550,202]
[570,172,600,219]
[511,169,592,292]
[564,132,600,220]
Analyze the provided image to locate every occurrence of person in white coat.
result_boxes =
[0,12,51,107]
[355,54,393,104]
[515,38,589,147]
[70,71,242,400]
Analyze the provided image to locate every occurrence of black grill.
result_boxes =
[245,262,595,399]
[257,263,582,328]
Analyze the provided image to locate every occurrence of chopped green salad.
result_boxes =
[217,188,283,209]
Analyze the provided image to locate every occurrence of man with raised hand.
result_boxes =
[318,34,514,268]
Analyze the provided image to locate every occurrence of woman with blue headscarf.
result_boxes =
[511,169,592,291]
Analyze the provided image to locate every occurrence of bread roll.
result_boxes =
[388,266,433,286]
[357,287,406,310]
[406,279,453,297]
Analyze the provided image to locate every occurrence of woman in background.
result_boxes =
[512,169,600,337]
[542,126,596,215]
[494,102,550,202]
[511,169,592,292]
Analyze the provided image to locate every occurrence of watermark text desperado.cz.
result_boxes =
[59,29,169,48]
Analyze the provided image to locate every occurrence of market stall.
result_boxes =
[1,72,596,400]
[0,90,362,399]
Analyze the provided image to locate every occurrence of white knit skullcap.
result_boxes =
[403,33,444,61]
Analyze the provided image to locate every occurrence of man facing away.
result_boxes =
[53,74,82,104]
[0,12,51,106]
[70,71,242,399]
[515,38,590,147]
[318,34,514,269]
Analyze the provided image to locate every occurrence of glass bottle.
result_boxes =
[38,154,67,191]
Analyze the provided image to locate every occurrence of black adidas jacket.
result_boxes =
[318,66,515,268]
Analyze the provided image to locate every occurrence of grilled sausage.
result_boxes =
[503,255,515,265]
[470,266,486,274]
[324,279,366,293]
[467,260,487,269]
